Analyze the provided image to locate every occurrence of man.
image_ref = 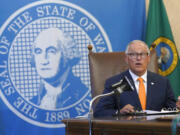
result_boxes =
[31,28,87,109]
[94,40,180,117]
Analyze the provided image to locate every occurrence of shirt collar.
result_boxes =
[129,69,147,82]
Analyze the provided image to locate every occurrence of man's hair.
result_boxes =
[31,28,81,67]
[125,40,150,55]
[53,28,81,62]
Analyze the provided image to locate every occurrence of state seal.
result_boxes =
[150,37,178,76]
[0,0,111,128]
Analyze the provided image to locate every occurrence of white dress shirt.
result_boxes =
[129,69,147,95]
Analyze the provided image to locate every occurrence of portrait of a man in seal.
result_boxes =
[30,27,88,109]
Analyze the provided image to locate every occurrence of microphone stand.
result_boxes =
[88,76,134,135]
[89,91,115,118]
[88,87,125,135]
[88,91,115,135]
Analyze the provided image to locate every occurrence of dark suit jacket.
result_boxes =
[94,70,176,117]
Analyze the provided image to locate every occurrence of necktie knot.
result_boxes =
[138,77,143,83]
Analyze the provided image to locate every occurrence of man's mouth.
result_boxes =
[41,68,51,70]
[135,63,142,66]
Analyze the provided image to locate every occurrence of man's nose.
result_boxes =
[136,54,142,59]
[44,52,49,59]
[40,53,49,65]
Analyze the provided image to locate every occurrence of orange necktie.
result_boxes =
[138,77,146,110]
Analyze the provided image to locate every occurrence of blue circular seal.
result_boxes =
[0,0,111,128]
[150,37,178,76]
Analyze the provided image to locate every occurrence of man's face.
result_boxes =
[125,41,150,76]
[33,35,61,79]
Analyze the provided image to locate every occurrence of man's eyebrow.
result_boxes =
[46,46,58,51]
[34,47,42,50]
[47,46,56,49]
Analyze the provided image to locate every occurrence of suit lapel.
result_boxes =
[146,71,156,109]
[126,71,142,109]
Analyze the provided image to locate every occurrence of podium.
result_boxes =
[62,114,180,135]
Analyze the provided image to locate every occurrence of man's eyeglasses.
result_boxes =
[127,52,149,59]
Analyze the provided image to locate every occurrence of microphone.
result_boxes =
[89,76,134,118]
[111,76,134,95]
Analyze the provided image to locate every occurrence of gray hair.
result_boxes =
[34,27,81,62]
[31,28,81,67]
[125,40,150,55]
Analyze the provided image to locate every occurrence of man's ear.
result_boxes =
[125,55,128,64]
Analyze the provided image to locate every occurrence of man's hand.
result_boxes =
[120,104,135,114]
[176,96,180,110]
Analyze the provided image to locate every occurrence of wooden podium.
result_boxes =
[62,114,180,135]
